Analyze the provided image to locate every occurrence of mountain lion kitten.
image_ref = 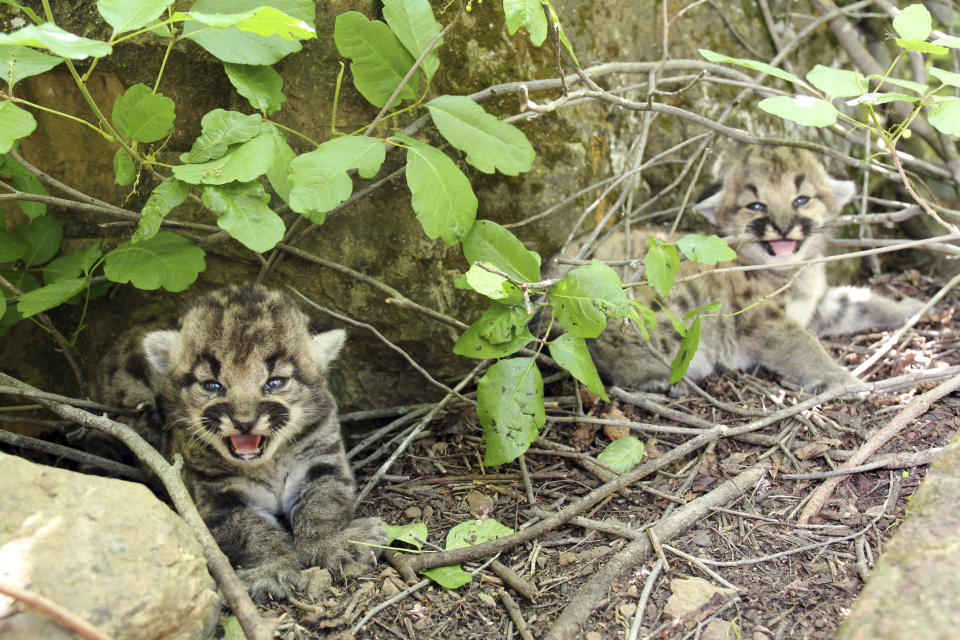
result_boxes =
[97,284,384,602]
[566,146,921,394]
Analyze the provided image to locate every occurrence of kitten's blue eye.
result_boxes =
[746,202,767,212]
[202,380,224,394]
[263,377,287,393]
[793,195,810,207]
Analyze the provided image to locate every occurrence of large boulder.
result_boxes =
[0,453,220,640]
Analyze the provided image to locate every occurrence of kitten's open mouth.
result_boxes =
[761,239,798,257]
[227,434,266,460]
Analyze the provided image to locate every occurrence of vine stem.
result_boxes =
[0,373,274,640]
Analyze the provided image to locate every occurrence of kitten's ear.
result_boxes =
[693,182,724,224]
[828,177,856,210]
[311,329,346,371]
[142,330,181,375]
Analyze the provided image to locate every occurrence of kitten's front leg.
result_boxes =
[194,483,303,603]
[291,475,385,576]
[740,314,858,394]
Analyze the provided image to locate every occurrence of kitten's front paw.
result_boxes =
[803,368,859,395]
[298,517,386,577]
[237,557,304,603]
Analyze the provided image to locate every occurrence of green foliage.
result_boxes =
[97,0,173,35]
[476,357,544,466]
[0,101,36,153]
[453,304,534,359]
[223,63,286,115]
[103,231,206,292]
[334,11,420,108]
[0,152,46,218]
[0,23,111,58]
[597,436,645,474]
[381,0,443,79]
[549,260,639,338]
[112,149,136,186]
[420,519,514,589]
[547,333,608,401]
[0,45,62,88]
[180,110,262,164]
[202,182,285,253]
[134,178,190,242]
[384,522,428,549]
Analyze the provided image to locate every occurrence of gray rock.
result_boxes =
[0,453,220,640]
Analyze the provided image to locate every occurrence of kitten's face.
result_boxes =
[143,286,344,466]
[696,147,854,266]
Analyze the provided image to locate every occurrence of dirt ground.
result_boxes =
[235,269,960,640]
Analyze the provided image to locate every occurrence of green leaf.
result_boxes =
[597,436,645,474]
[17,278,87,318]
[0,24,111,59]
[43,243,102,284]
[846,92,922,106]
[180,0,314,65]
[0,269,39,333]
[892,4,931,41]
[384,523,428,549]
[223,63,286,115]
[676,234,736,266]
[0,153,48,218]
[932,36,960,49]
[682,300,721,323]
[446,519,514,550]
[867,75,928,93]
[180,109,262,163]
[463,262,520,302]
[111,83,175,143]
[928,98,960,135]
[644,241,680,297]
[453,304,534,359]
[503,0,547,46]
[462,219,540,283]
[288,135,387,224]
[0,229,26,262]
[420,564,473,589]
[698,49,800,84]
[0,101,36,153]
[929,67,960,88]
[550,8,579,67]
[805,65,866,99]
[427,95,535,176]
[477,357,544,466]
[13,215,62,266]
[175,6,315,39]
[548,333,608,401]
[97,0,174,35]
[895,38,948,55]
[133,177,190,242]
[548,259,630,338]
[172,129,276,185]
[103,231,206,292]
[334,11,419,108]
[398,133,478,246]
[670,315,702,383]
[201,182,285,253]
[0,46,62,89]
[264,124,295,203]
[382,0,442,79]
[758,95,837,127]
[113,149,136,186]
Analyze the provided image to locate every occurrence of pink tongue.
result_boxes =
[229,434,262,454]
[770,240,796,256]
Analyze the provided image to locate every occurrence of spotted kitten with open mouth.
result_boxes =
[96,284,384,602]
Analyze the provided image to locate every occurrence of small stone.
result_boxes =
[405,506,422,519]
[422,504,434,521]
[465,490,495,516]
[477,592,497,608]
[558,552,577,566]
[302,567,332,600]
[586,632,604,640]
[619,602,637,618]
[664,577,737,620]
[692,531,713,547]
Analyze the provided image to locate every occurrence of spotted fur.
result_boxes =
[96,285,384,603]
[561,146,922,394]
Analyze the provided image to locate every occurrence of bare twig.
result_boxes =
[0,582,112,640]
[0,427,148,482]
[0,373,273,640]
[501,590,535,640]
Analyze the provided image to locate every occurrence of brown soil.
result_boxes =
[245,270,960,640]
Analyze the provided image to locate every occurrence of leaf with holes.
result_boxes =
[548,260,631,338]
[384,523,428,550]
[477,357,544,466]
[453,304,534,359]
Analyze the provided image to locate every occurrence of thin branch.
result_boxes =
[0,373,273,640]
[0,582,112,640]
[0,427,148,482]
